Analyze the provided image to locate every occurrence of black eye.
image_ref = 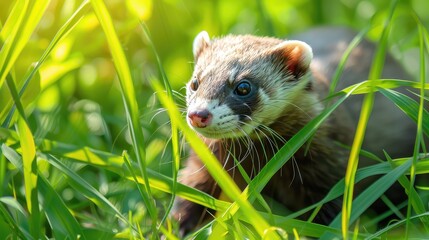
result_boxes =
[234,81,251,96]
[190,78,199,91]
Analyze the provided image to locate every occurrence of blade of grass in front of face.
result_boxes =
[89,0,158,234]
[341,2,398,237]
[152,81,280,239]
[16,118,40,239]
[0,0,50,90]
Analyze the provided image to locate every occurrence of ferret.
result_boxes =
[173,27,417,235]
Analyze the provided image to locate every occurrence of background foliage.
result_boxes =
[0,0,428,239]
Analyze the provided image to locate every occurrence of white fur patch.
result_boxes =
[228,66,240,85]
[254,89,285,126]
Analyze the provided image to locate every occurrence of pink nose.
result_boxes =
[187,110,213,128]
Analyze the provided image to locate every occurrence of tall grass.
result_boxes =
[0,0,428,239]
[341,1,396,238]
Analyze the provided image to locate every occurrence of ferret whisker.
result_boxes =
[268,98,313,120]
[289,157,303,186]
[149,108,168,124]
[224,125,254,173]
[238,121,267,175]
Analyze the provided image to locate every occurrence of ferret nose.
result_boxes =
[187,109,213,128]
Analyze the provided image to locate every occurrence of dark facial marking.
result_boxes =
[225,80,260,123]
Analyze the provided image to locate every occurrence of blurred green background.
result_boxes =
[0,0,428,238]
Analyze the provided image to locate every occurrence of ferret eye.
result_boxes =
[234,81,251,96]
[190,78,199,91]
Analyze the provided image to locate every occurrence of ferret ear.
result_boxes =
[271,40,313,78]
[193,31,211,60]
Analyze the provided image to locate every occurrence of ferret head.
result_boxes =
[186,31,313,139]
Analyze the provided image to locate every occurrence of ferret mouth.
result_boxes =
[187,121,256,139]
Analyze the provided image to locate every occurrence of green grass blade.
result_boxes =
[0,197,30,239]
[339,79,429,95]
[44,154,131,227]
[5,74,27,124]
[152,81,280,239]
[389,158,429,229]
[16,118,40,239]
[405,17,428,237]
[254,212,369,239]
[379,88,429,136]
[0,0,27,88]
[19,0,90,97]
[123,174,230,212]
[365,212,429,239]
[0,153,5,196]
[0,0,50,89]
[331,159,412,228]
[287,161,393,222]
[341,58,373,239]
[89,0,158,233]
[4,144,87,239]
[328,26,369,96]
[38,176,86,240]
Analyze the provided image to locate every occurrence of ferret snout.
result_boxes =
[187,109,213,128]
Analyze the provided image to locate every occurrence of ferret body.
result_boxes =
[173,27,417,234]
